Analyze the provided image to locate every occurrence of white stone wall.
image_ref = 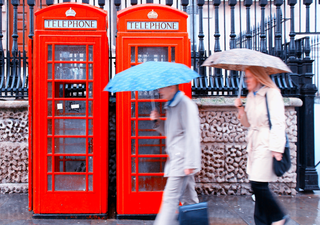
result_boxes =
[193,97,301,196]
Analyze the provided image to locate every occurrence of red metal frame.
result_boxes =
[31,3,109,214]
[28,38,34,211]
[116,4,191,215]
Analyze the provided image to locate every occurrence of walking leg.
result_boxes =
[181,175,199,206]
[154,176,184,225]
[251,181,285,225]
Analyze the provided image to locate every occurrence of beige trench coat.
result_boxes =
[239,86,286,182]
[154,91,201,177]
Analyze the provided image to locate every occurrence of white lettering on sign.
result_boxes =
[44,20,98,29]
[57,103,63,110]
[127,22,179,30]
[71,104,80,109]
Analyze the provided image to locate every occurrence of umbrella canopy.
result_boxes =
[104,61,200,92]
[202,48,292,75]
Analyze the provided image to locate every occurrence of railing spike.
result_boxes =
[0,0,3,90]
[98,0,105,9]
[0,0,3,52]
[181,0,189,12]
[288,0,297,59]
[259,0,268,53]
[131,0,138,5]
[46,0,54,5]
[166,0,173,6]
[11,0,19,56]
[197,0,205,82]
[114,0,121,11]
[244,0,253,49]
[27,0,35,39]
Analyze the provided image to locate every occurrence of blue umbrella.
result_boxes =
[104,61,200,92]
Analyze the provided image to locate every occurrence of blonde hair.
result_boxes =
[246,66,279,90]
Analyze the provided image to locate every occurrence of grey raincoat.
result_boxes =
[154,91,201,177]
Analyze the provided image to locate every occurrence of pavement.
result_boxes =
[0,192,320,225]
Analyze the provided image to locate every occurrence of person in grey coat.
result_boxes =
[150,85,201,225]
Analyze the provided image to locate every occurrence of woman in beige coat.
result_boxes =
[234,66,289,225]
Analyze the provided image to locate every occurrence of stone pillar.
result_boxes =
[297,56,319,191]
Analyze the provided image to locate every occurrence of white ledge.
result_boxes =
[0,101,28,109]
[0,98,303,109]
[0,183,28,187]
[193,97,303,108]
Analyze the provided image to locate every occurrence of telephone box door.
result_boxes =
[118,40,191,215]
[33,35,108,214]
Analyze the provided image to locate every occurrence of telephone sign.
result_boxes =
[127,21,179,30]
[44,20,98,29]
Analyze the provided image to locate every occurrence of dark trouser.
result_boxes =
[250,181,285,225]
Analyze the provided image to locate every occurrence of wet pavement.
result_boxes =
[0,192,319,225]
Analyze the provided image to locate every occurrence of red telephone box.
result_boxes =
[30,3,109,214]
[116,4,191,216]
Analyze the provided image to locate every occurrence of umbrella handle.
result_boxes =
[151,99,156,111]
[238,71,244,99]
[151,91,157,110]
[151,91,158,124]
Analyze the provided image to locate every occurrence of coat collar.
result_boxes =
[164,91,184,109]
[249,86,269,97]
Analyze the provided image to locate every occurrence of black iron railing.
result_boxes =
[0,0,319,99]
[191,0,319,97]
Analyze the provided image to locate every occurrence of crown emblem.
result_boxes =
[147,10,158,19]
[65,7,76,17]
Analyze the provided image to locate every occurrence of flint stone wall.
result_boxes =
[0,101,29,194]
[193,97,302,196]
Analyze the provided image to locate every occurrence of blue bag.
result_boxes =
[178,176,209,225]
[178,202,209,225]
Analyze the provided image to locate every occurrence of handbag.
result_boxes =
[178,176,209,225]
[265,93,291,177]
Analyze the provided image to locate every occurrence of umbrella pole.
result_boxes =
[151,91,156,111]
[151,91,158,124]
[238,71,244,99]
